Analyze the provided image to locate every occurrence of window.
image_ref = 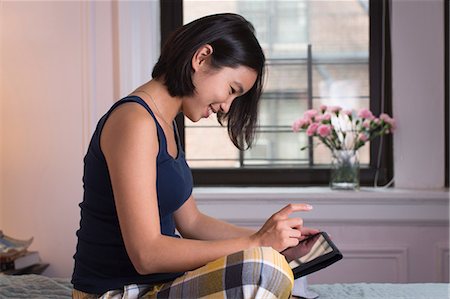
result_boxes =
[161,0,392,186]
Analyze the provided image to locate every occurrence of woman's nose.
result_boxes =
[219,102,229,113]
[220,96,235,113]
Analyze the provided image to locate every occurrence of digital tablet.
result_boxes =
[281,231,343,279]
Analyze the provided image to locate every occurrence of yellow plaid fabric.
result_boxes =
[73,247,294,299]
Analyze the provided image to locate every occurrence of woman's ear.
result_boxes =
[192,44,213,72]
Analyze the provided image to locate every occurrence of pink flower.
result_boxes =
[390,119,397,131]
[322,113,332,121]
[319,104,327,112]
[358,132,368,142]
[292,120,301,132]
[380,113,391,123]
[343,109,353,116]
[358,108,375,120]
[306,123,320,136]
[292,118,310,132]
[317,124,332,137]
[304,109,318,119]
[330,106,342,113]
[379,113,390,121]
[315,115,323,122]
[380,113,396,131]
[362,119,371,129]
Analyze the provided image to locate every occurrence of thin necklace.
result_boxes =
[136,90,173,130]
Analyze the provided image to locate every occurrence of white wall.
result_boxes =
[391,0,445,188]
[0,0,160,278]
[0,1,116,277]
[0,0,447,279]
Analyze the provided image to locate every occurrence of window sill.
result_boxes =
[193,187,449,225]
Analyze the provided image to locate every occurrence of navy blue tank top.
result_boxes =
[72,96,193,294]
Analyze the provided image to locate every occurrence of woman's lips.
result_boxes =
[204,105,216,118]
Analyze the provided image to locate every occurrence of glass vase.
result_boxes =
[330,149,360,190]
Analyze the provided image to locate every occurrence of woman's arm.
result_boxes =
[174,196,319,242]
[101,103,312,275]
[174,196,256,240]
[135,204,311,275]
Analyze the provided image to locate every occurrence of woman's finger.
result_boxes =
[300,227,321,236]
[296,227,321,241]
[283,217,304,230]
[285,237,300,250]
[288,228,302,239]
[275,203,313,219]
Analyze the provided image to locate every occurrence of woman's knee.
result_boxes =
[228,246,294,298]
[243,246,293,282]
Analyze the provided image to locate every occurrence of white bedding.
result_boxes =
[0,274,448,298]
[308,283,449,299]
[0,274,72,298]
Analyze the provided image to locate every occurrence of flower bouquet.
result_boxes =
[292,105,396,189]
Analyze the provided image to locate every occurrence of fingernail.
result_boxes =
[306,204,313,210]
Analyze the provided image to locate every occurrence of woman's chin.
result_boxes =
[185,114,201,123]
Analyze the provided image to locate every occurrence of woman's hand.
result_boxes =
[251,203,317,252]
[281,231,321,262]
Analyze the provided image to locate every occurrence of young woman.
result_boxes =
[72,13,318,299]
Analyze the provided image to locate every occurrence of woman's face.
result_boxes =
[182,63,258,122]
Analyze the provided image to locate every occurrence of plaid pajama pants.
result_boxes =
[73,246,294,299]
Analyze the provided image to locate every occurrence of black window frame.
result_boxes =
[160,0,394,187]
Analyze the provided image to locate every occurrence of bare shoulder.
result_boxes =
[105,101,156,130]
[100,102,158,158]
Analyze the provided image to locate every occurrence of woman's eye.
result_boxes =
[230,87,236,94]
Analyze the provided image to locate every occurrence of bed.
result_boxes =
[0,274,448,298]
[307,283,449,299]
[0,274,72,298]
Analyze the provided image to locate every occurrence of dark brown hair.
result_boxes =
[152,13,265,150]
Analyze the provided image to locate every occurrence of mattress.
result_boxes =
[0,274,448,299]
[0,274,72,298]
[308,283,450,299]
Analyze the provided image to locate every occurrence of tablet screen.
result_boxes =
[283,233,333,269]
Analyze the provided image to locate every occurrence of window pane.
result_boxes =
[185,115,239,168]
[244,130,309,167]
[183,0,369,168]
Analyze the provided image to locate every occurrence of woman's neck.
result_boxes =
[131,80,182,124]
